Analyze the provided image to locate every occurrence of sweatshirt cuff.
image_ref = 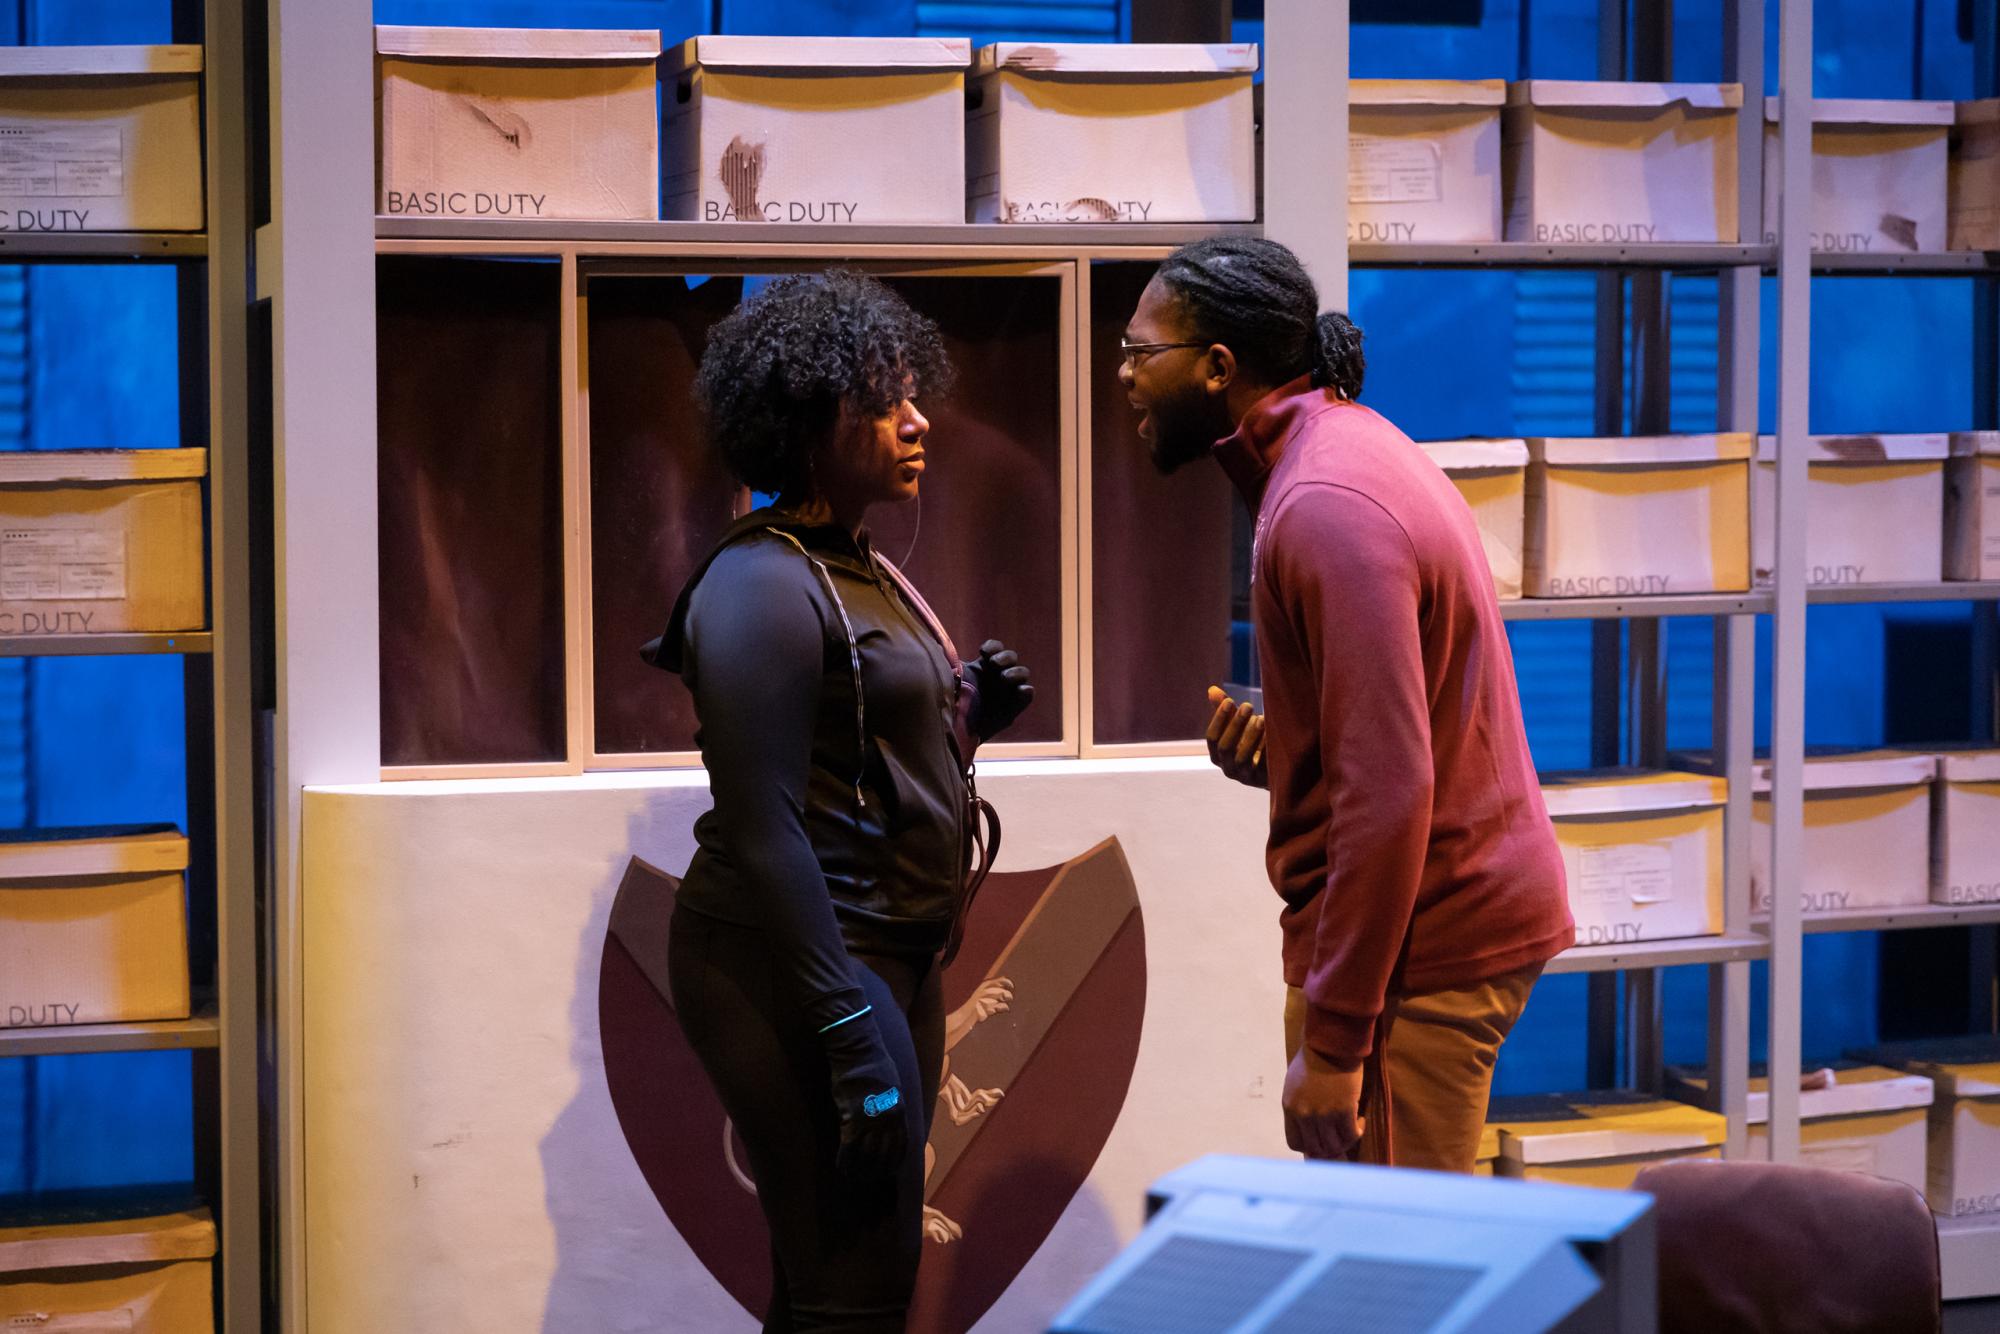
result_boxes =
[1302,1000,1377,1070]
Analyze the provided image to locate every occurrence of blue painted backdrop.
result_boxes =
[8,0,1990,1192]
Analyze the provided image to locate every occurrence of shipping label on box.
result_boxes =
[0,46,202,231]
[1762,99,1954,253]
[1950,99,2000,252]
[1420,439,1527,599]
[1754,433,1949,587]
[377,27,661,222]
[1946,432,2000,581]
[1504,81,1742,244]
[1523,434,1752,597]
[969,43,1257,224]
[665,37,968,224]
[1935,750,2000,905]
[1542,769,1725,945]
[1349,80,1504,244]
[1751,751,1935,914]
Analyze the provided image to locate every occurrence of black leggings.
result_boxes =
[668,904,945,1333]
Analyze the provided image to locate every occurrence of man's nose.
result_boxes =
[1117,358,1135,390]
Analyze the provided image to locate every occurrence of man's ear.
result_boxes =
[1203,343,1237,397]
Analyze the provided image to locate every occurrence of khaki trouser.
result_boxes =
[1284,962,1542,1173]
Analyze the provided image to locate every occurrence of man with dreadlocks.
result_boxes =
[1119,237,1574,1172]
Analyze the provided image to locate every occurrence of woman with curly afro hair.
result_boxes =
[644,270,1035,1332]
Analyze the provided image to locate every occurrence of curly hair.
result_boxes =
[1157,237,1365,399]
[694,270,954,496]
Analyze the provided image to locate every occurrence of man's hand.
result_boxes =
[1204,685,1268,789]
[1282,1044,1366,1160]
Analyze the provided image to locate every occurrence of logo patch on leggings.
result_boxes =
[599,838,1147,1334]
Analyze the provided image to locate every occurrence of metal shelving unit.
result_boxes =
[0,4,258,1331]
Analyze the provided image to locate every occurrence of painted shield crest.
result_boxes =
[599,837,1146,1333]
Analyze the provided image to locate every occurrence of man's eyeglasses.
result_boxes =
[1119,339,1210,368]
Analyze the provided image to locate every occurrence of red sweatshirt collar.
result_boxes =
[1211,375,1348,508]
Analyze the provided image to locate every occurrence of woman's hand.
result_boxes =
[965,640,1034,740]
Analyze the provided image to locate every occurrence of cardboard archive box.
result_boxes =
[664,36,968,224]
[0,825,190,1029]
[1762,98,1954,254]
[1503,81,1742,244]
[1748,750,1935,916]
[1419,438,1528,599]
[1753,432,1948,588]
[1540,768,1725,947]
[1474,1122,1501,1177]
[968,43,1257,224]
[1349,79,1505,244]
[1930,748,2000,905]
[0,448,205,636]
[0,1201,215,1332]
[1490,1090,1726,1189]
[1866,1036,2000,1218]
[1523,433,1752,598]
[377,26,661,222]
[0,45,202,232]
[1949,98,2000,251]
[1947,430,2000,581]
[1667,1063,1934,1191]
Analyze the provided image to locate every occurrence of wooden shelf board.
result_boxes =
[1500,592,1772,621]
[1810,251,1998,275]
[1546,933,1769,975]
[0,632,212,658]
[0,232,205,260]
[1352,241,1773,269]
[1785,902,2000,934]
[0,1008,219,1058]
[376,216,1255,256]
[1806,581,2000,605]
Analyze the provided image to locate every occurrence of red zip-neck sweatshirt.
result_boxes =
[1215,378,1574,1067]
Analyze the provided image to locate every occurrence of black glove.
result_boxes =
[963,640,1035,740]
[817,1004,908,1180]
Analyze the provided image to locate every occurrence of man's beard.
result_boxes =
[1146,384,1227,476]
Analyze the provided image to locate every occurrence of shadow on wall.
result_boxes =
[544,800,1147,1332]
[537,805,756,1333]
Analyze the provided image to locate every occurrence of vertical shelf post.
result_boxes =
[269,0,381,1327]
[1765,0,1814,1163]
[1263,0,1347,308]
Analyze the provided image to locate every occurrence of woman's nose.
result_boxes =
[902,402,930,438]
